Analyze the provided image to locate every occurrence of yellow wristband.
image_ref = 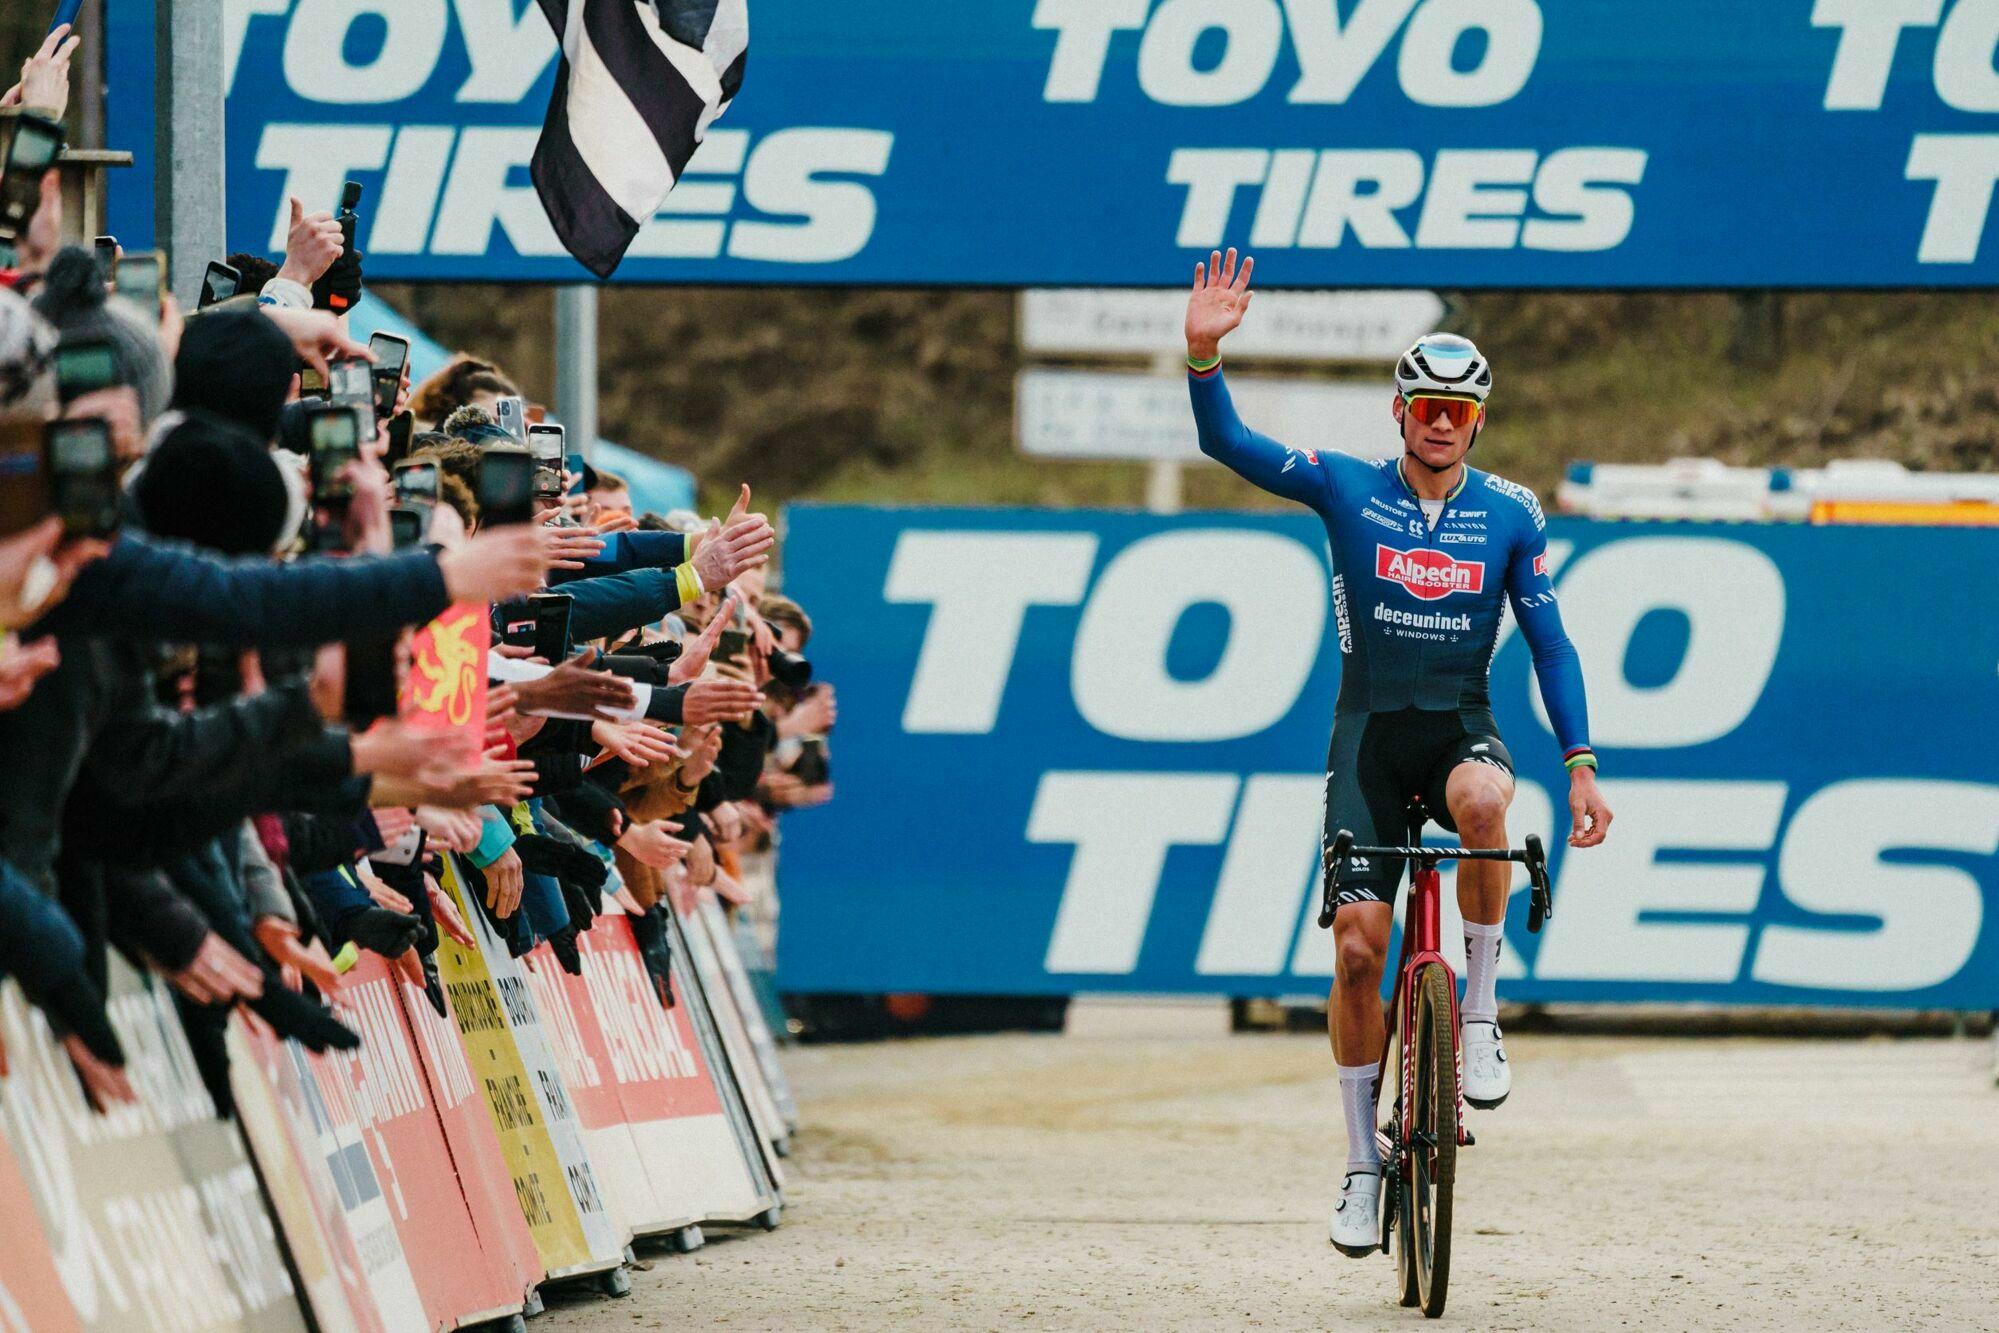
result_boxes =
[673,561,704,605]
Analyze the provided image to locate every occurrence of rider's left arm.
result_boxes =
[1505,527,1592,771]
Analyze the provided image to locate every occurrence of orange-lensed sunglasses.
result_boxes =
[1403,394,1484,429]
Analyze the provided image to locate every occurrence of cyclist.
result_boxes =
[1183,250,1612,1256]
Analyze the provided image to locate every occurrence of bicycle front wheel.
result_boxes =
[1410,961,1458,1318]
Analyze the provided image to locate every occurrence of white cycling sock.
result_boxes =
[1337,1061,1382,1173]
[1461,919,1504,1024]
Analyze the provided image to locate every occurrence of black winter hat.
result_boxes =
[171,303,298,441]
[131,411,294,556]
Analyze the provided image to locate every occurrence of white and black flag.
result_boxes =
[531,0,748,278]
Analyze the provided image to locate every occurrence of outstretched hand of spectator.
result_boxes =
[0,635,59,712]
[262,307,373,376]
[164,933,266,1006]
[1,517,109,631]
[669,592,735,683]
[692,486,774,589]
[439,525,563,603]
[616,819,691,870]
[277,197,345,289]
[253,916,342,994]
[682,677,762,725]
[3,25,79,117]
[427,873,476,948]
[514,648,635,720]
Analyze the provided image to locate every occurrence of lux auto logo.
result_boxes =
[1376,545,1485,600]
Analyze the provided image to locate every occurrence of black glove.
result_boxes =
[347,906,421,958]
[419,949,448,1019]
[250,973,360,1052]
[29,971,125,1067]
[547,924,582,976]
[512,833,608,893]
[312,230,363,312]
[628,906,674,1009]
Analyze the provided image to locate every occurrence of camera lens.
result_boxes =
[769,649,812,690]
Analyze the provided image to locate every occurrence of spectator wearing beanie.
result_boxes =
[131,412,302,557]
[29,246,174,427]
[171,302,300,442]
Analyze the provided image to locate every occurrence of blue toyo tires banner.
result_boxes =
[107,1,1999,285]
[777,505,1999,1008]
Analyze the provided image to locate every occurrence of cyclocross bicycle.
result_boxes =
[1318,801,1554,1319]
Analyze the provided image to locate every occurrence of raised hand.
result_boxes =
[669,592,736,683]
[692,486,774,590]
[1185,247,1255,361]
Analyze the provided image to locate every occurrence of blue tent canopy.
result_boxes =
[347,297,698,517]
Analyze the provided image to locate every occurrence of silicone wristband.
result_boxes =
[1564,753,1599,772]
[673,561,704,606]
[1187,353,1222,374]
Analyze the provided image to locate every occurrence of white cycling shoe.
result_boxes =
[1330,1169,1383,1256]
[1461,1020,1511,1108]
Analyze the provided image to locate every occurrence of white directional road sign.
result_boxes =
[1016,369,1400,465]
[1020,289,1446,361]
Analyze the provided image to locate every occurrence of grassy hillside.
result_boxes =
[382,285,1999,519]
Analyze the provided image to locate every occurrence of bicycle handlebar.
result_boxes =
[1317,830,1555,934]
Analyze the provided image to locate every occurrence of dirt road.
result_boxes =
[547,1031,1998,1331]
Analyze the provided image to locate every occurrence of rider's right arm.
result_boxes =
[1188,366,1333,508]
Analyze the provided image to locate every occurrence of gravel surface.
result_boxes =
[544,1031,1998,1331]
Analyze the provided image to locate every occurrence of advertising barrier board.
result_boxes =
[0,966,305,1332]
[104,2,1999,286]
[778,504,1999,1009]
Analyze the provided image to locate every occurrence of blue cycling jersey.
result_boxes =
[1189,366,1592,761]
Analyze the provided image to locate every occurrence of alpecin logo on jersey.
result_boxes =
[1375,545,1486,600]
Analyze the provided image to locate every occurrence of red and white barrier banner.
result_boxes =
[433,858,627,1278]
[664,908,786,1213]
[678,893,788,1180]
[227,1015,396,1333]
[534,907,773,1229]
[393,968,546,1307]
[0,1120,80,1332]
[321,954,528,1328]
[0,966,304,1332]
[697,896,798,1133]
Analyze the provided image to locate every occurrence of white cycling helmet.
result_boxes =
[1394,333,1492,403]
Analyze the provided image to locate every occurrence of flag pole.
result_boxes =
[554,283,599,461]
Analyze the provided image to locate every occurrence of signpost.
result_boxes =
[1016,369,1397,466]
[1021,289,1445,361]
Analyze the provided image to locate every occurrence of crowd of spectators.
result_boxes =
[0,25,834,1115]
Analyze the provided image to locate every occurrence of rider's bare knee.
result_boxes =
[1451,782,1509,842]
[1336,932,1384,989]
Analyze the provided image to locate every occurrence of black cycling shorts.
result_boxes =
[1322,707,1514,910]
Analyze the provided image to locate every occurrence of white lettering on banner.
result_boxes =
[372,124,455,253]
[1072,531,1325,741]
[1037,0,1543,107]
[1907,134,1999,262]
[258,122,893,262]
[1813,0,1948,109]
[1535,781,1787,983]
[431,125,567,255]
[888,530,1098,733]
[1813,1,1999,261]
[1034,0,1150,102]
[1283,0,1422,105]
[1196,774,1325,975]
[1170,147,1647,252]
[1754,781,1998,991]
[730,128,896,262]
[224,0,290,98]
[1540,536,1783,747]
[455,0,560,104]
[1030,772,1239,973]
[1937,0,1999,109]
[256,123,394,249]
[282,0,449,105]
[1397,0,1544,107]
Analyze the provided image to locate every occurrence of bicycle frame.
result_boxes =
[1379,855,1474,1154]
